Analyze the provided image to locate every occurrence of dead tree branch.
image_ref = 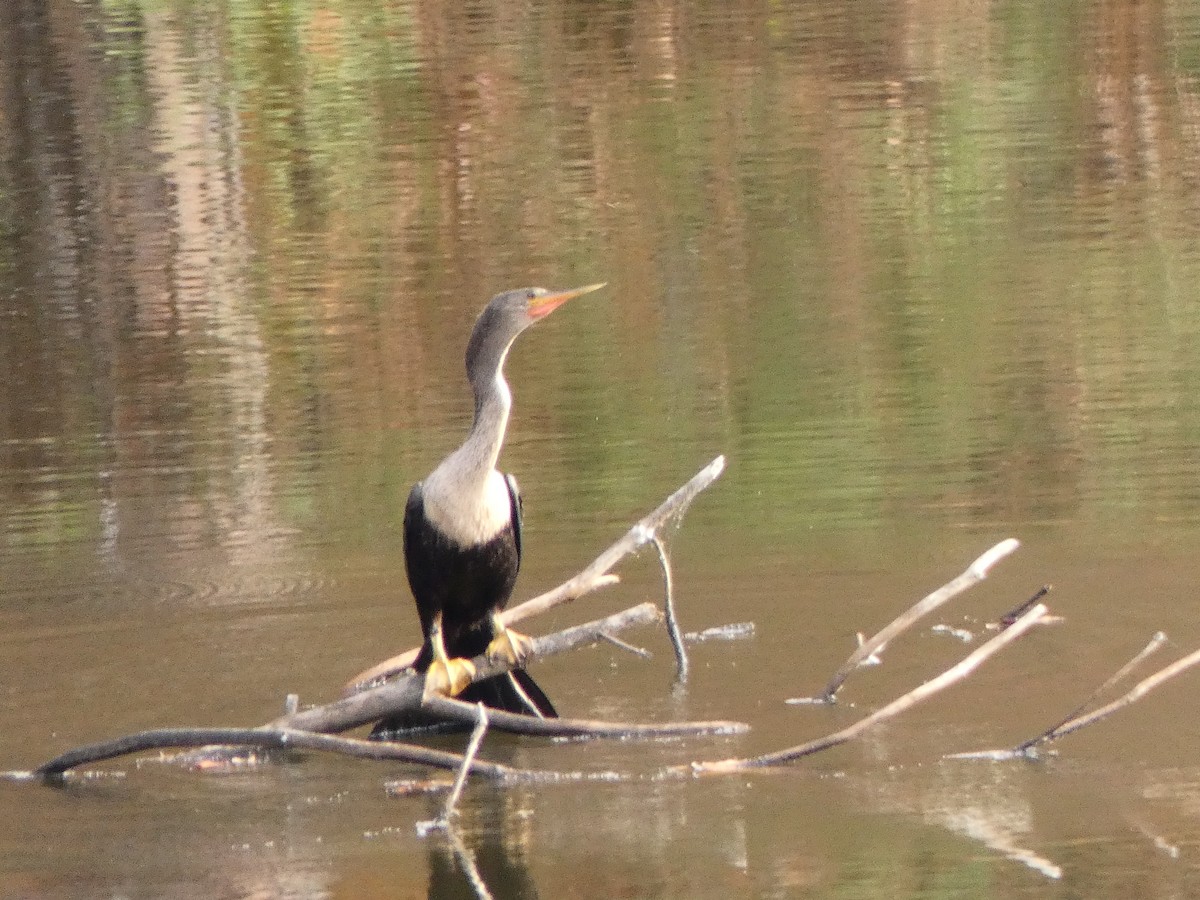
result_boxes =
[687,602,1050,774]
[272,603,664,735]
[808,538,1021,703]
[35,588,1038,779]
[33,727,527,781]
[32,602,745,777]
[421,694,745,739]
[1013,631,1166,754]
[1024,642,1200,748]
[652,534,688,683]
[347,455,726,690]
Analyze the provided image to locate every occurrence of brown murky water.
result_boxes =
[5,1,1200,897]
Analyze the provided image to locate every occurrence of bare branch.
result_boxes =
[812,538,1021,703]
[1014,631,1167,753]
[33,727,525,780]
[271,603,663,735]
[420,694,747,739]
[417,705,491,835]
[31,603,668,777]
[652,535,688,683]
[598,632,652,659]
[1033,642,1200,745]
[688,603,1049,774]
[994,585,1052,628]
[346,456,726,690]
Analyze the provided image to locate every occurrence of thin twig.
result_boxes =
[504,673,548,719]
[347,456,726,690]
[995,585,1052,628]
[1014,631,1167,753]
[652,535,688,683]
[687,603,1049,773]
[417,705,490,835]
[813,538,1021,703]
[598,632,652,659]
[444,704,489,819]
[1033,643,1200,745]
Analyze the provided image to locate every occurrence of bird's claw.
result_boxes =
[487,627,534,666]
[423,657,476,699]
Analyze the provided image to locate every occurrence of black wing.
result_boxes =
[504,473,522,569]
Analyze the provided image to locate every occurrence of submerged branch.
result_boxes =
[1029,642,1200,747]
[346,455,726,690]
[34,727,526,780]
[421,694,746,739]
[1014,631,1167,753]
[689,603,1050,774]
[652,535,688,683]
[416,705,491,835]
[813,538,1021,703]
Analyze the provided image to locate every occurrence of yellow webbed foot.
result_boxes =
[422,656,477,700]
[486,624,534,667]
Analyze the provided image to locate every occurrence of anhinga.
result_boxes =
[373,283,604,735]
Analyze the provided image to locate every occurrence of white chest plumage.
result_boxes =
[421,463,512,547]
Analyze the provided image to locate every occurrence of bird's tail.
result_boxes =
[460,668,558,718]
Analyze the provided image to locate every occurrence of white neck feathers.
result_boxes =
[420,372,514,545]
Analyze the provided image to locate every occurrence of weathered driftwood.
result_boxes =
[381,601,1055,787]
[25,538,1084,796]
[34,727,527,780]
[31,602,747,778]
[29,459,735,779]
[1013,631,1167,753]
[949,632,1200,761]
[802,538,1021,704]
[346,455,727,691]
[687,602,1050,774]
[270,603,669,734]
[422,694,745,739]
[1041,642,1200,743]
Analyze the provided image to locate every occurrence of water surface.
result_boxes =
[4,1,1200,897]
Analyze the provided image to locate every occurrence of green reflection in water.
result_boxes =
[2,0,1200,570]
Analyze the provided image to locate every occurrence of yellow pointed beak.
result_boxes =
[527,282,606,320]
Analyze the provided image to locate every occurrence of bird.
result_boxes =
[372,283,604,736]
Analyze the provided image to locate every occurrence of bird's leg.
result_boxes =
[423,612,476,700]
[486,613,535,666]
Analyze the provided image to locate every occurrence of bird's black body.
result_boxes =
[370,478,555,737]
[405,478,521,663]
[404,478,556,717]
[370,285,603,738]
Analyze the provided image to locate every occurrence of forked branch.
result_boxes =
[688,602,1050,774]
[346,455,726,690]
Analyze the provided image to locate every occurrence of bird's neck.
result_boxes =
[456,369,512,486]
[421,368,513,542]
[420,334,518,546]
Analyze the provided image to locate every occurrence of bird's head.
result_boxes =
[488,283,606,329]
[466,283,606,382]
